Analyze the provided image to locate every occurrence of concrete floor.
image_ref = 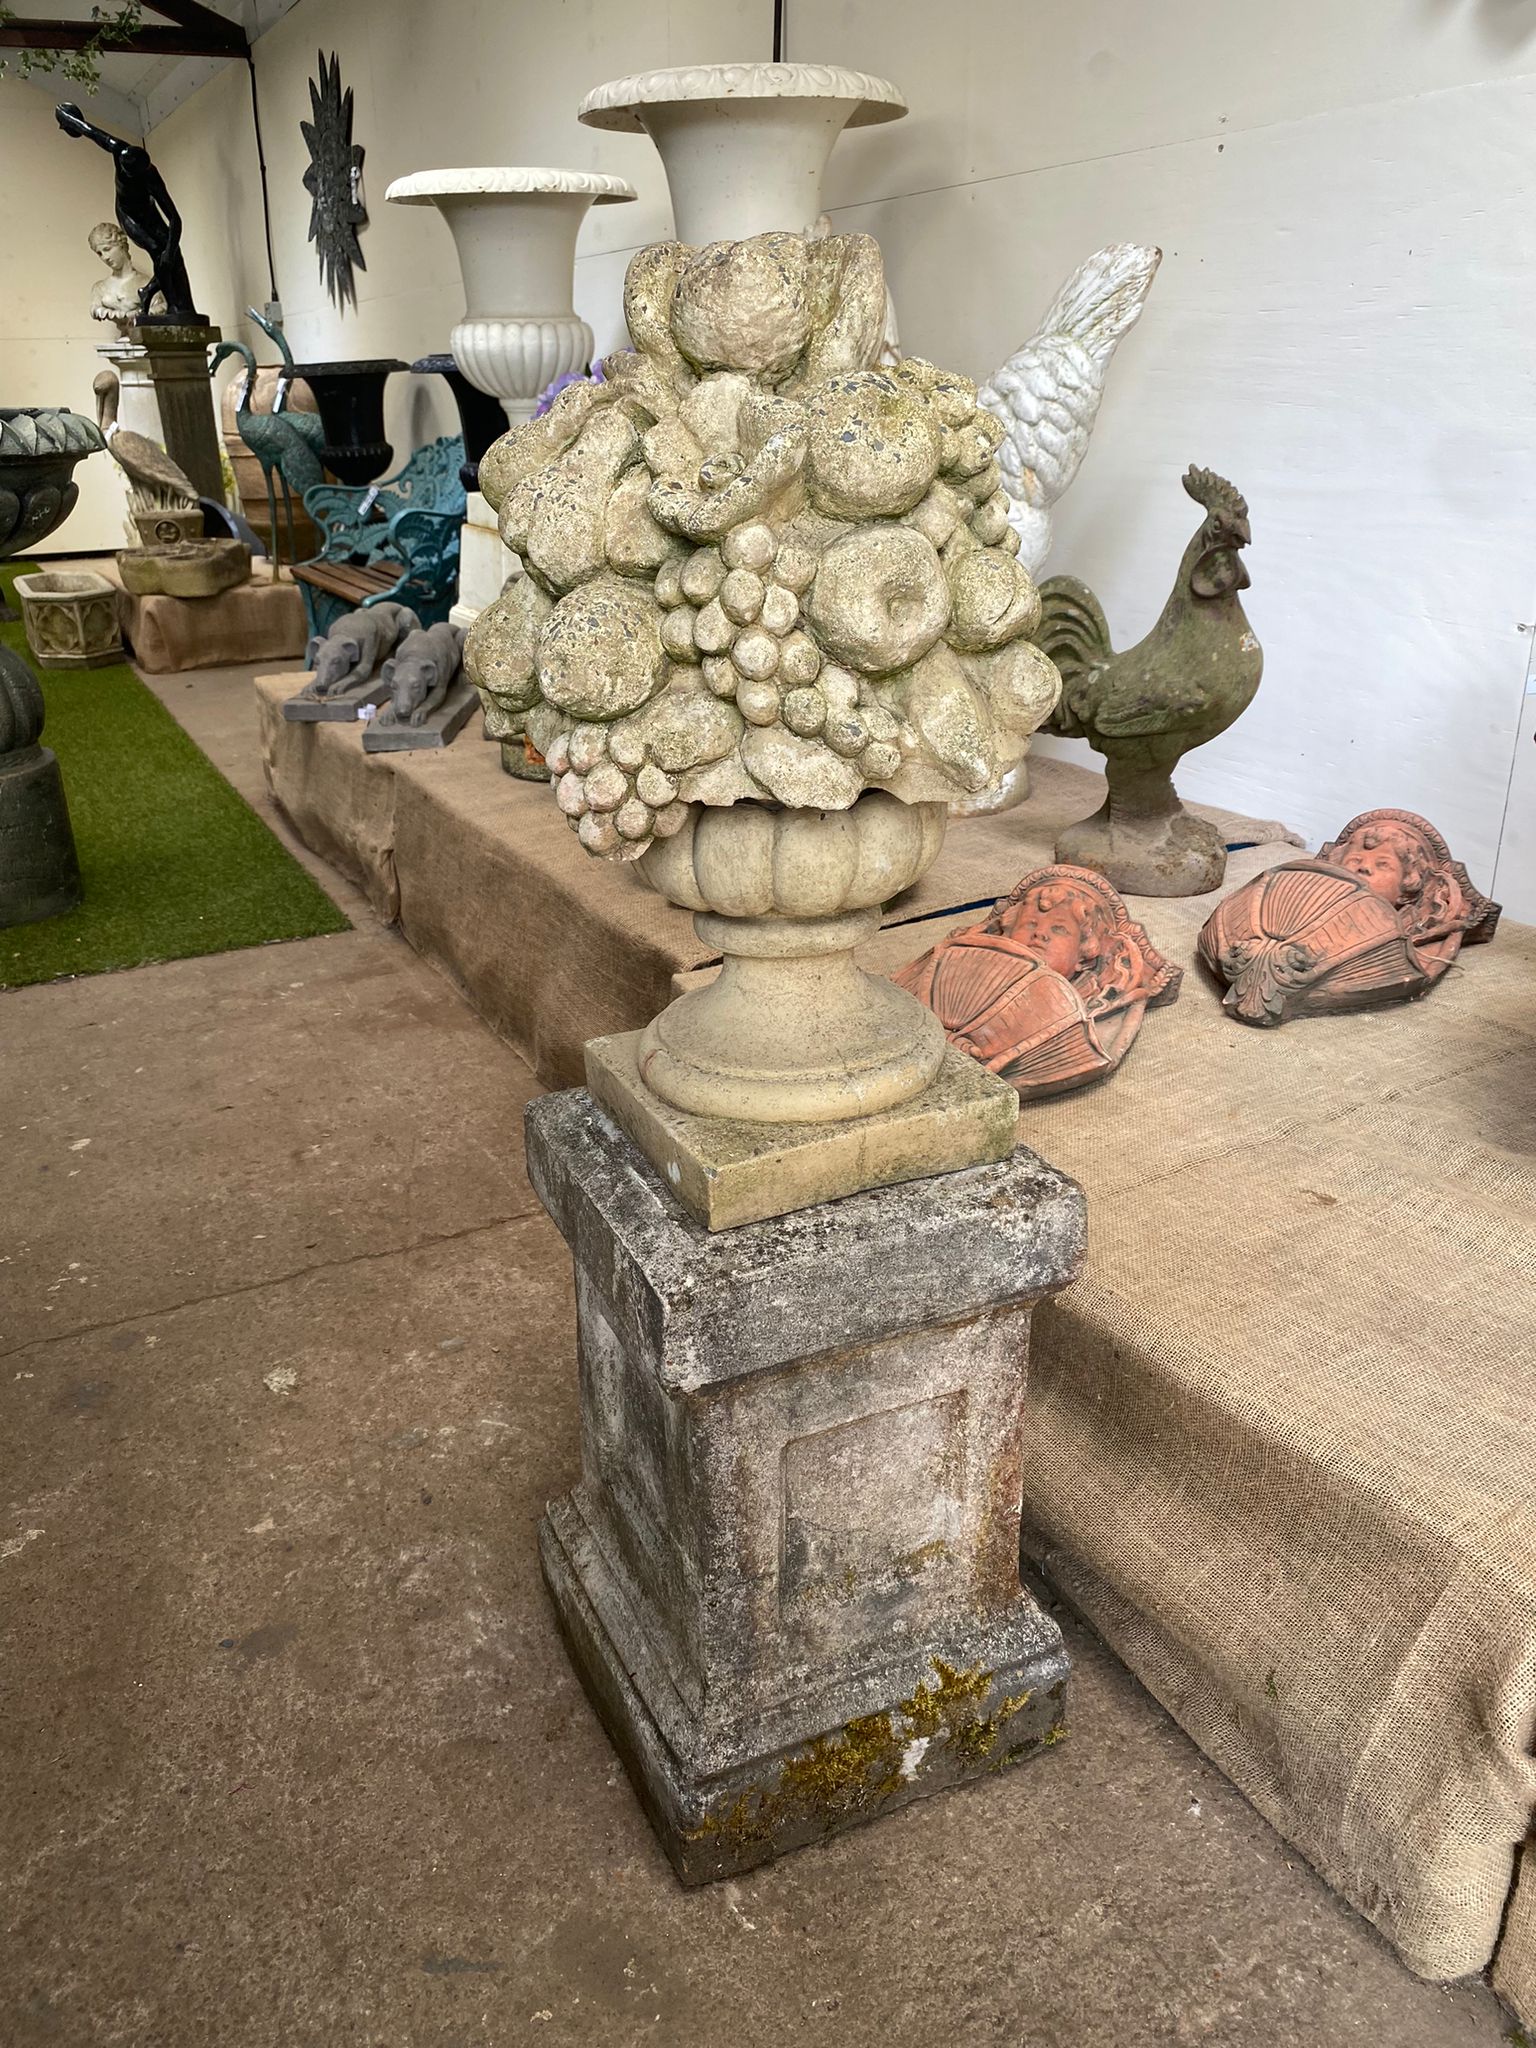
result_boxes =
[0,656,1520,2046]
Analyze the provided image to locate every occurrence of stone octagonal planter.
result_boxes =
[14,569,122,670]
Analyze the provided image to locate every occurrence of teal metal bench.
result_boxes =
[294,434,465,637]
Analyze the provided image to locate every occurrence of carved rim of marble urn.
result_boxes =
[634,792,949,1126]
[384,166,638,205]
[577,63,908,128]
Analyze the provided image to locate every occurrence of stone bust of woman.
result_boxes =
[88,221,165,336]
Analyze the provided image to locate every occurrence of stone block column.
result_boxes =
[527,1091,1085,1884]
[136,322,225,502]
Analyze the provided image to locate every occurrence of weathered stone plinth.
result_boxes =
[134,322,225,502]
[586,1031,1017,1230]
[527,1090,1085,1885]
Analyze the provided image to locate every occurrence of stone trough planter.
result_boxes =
[13,569,123,669]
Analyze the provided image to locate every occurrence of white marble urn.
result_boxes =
[577,61,905,244]
[385,167,637,424]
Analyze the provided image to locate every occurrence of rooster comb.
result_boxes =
[1183,465,1249,528]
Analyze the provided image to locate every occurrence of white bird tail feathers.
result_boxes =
[1032,242,1162,364]
[977,242,1162,575]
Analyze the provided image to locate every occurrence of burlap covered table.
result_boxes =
[257,671,1536,2008]
[112,558,306,675]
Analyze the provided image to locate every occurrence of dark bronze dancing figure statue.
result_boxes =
[55,103,201,323]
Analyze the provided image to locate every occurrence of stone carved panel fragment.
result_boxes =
[1197,808,1500,1026]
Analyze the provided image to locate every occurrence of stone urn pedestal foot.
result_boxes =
[1057,773,1227,897]
[526,1089,1084,1885]
[588,795,1019,1230]
[0,648,83,929]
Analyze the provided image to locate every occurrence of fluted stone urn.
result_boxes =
[386,168,639,653]
[386,168,637,429]
[637,794,947,1124]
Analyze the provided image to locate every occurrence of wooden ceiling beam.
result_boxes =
[140,0,247,54]
[0,17,243,57]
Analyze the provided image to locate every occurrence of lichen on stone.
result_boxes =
[682,1656,1049,1852]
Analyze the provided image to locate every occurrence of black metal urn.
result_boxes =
[0,407,106,572]
[292,358,405,486]
[410,354,509,492]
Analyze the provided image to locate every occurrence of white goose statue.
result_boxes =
[978,242,1162,578]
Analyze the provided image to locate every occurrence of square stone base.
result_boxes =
[361,678,478,752]
[584,1032,1019,1231]
[525,1091,1085,1884]
[541,1490,1068,1885]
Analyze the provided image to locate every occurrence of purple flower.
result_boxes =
[534,360,607,417]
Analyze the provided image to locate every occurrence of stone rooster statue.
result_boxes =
[978,243,1162,577]
[1035,465,1263,897]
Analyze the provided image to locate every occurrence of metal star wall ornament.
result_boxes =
[301,50,367,311]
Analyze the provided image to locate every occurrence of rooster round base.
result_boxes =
[1057,787,1227,897]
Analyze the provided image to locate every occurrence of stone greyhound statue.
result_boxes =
[378,621,465,727]
[303,602,421,696]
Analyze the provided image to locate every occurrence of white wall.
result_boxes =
[110,0,1536,917]
[147,0,772,470]
[806,1,1536,919]
[0,78,139,552]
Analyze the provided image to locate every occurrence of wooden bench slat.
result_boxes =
[291,561,398,601]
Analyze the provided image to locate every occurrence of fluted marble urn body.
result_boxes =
[386,168,637,425]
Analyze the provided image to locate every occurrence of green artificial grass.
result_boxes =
[1,562,349,988]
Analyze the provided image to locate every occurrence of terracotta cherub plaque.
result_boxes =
[893,863,1181,1099]
[1197,807,1500,1027]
